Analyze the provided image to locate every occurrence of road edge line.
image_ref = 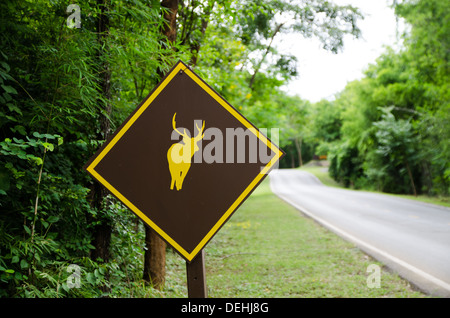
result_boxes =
[270,183,450,296]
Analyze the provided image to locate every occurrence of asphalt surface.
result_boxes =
[269,168,450,297]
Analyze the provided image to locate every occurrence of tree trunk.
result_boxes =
[90,0,113,264]
[143,225,166,288]
[160,0,178,43]
[189,14,210,67]
[188,2,214,67]
[91,218,112,263]
[405,160,417,197]
[142,0,179,290]
[294,137,303,167]
[421,160,433,195]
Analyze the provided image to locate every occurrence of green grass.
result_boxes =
[297,165,342,188]
[155,178,427,298]
[390,193,450,208]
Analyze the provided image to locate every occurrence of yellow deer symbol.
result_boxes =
[167,113,205,191]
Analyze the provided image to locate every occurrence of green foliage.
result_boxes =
[328,140,363,188]
[0,0,165,297]
[365,107,420,194]
[326,0,449,195]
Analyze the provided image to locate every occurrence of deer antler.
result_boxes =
[172,113,188,138]
[194,120,205,141]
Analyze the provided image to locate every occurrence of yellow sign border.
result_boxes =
[86,61,283,261]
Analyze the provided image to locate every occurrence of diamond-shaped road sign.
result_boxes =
[84,60,284,262]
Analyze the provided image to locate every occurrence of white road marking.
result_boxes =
[270,183,450,294]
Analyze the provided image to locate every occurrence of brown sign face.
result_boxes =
[85,61,284,261]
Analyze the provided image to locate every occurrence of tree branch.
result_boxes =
[249,22,285,90]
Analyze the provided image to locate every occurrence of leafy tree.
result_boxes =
[309,99,342,157]
[0,0,107,296]
[368,107,420,195]
[394,0,450,195]
[327,0,449,195]
[328,140,363,188]
[236,0,363,91]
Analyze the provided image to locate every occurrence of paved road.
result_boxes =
[269,169,450,297]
